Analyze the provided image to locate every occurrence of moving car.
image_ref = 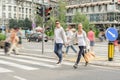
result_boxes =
[27,33,48,42]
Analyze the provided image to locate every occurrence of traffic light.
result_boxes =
[36,6,43,17]
[45,7,52,22]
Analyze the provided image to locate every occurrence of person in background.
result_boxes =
[65,25,77,55]
[73,23,89,69]
[117,30,120,52]
[54,20,67,65]
[17,28,22,48]
[87,28,95,52]
[7,27,19,55]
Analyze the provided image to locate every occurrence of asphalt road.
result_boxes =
[0,39,120,80]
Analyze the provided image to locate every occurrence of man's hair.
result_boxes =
[90,28,92,30]
[55,20,59,23]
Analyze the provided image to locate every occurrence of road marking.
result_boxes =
[0,56,58,68]
[12,54,74,66]
[0,67,12,73]
[91,65,120,71]
[22,48,42,52]
[108,31,115,37]
[21,48,54,52]
[0,60,38,70]
[14,76,27,80]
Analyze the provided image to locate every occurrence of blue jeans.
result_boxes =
[66,45,77,54]
[54,43,63,63]
[75,46,86,65]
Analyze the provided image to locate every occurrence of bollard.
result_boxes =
[108,42,114,61]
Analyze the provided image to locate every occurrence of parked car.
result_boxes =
[27,33,48,42]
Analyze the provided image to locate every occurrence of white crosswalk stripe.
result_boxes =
[0,60,38,70]
[0,67,13,73]
[0,52,74,74]
[0,56,58,68]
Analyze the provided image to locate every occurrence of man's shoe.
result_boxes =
[73,64,78,69]
[56,61,62,66]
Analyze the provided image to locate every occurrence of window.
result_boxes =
[9,13,11,18]
[19,7,21,12]
[105,4,107,11]
[8,6,12,11]
[26,8,28,13]
[14,6,16,12]
[98,5,102,12]
[3,5,6,11]
[91,6,94,12]
[29,9,31,14]
[22,14,24,19]
[3,13,6,18]
[14,13,16,19]
[86,7,89,12]
[22,8,24,13]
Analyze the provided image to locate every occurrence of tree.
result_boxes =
[73,12,91,32]
[35,15,43,27]
[24,18,32,29]
[17,20,24,28]
[9,19,17,28]
[57,0,67,28]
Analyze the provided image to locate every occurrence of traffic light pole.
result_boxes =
[42,4,45,54]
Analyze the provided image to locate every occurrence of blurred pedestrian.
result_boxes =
[87,28,95,52]
[98,31,104,42]
[65,25,77,55]
[17,28,22,48]
[7,27,19,55]
[54,20,67,65]
[4,29,11,54]
[117,30,120,52]
[73,23,90,69]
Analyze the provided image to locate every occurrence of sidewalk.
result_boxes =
[22,39,120,67]
[63,54,120,67]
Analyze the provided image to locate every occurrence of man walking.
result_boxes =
[65,25,77,55]
[54,20,67,65]
[87,28,95,52]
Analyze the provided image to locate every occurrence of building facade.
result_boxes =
[66,0,120,29]
[0,0,42,28]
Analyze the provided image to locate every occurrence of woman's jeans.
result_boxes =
[75,46,86,65]
[66,45,77,54]
[54,43,63,63]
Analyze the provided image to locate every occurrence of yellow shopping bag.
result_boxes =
[84,51,95,62]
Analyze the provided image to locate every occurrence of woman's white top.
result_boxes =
[77,32,86,46]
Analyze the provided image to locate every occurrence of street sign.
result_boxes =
[105,27,118,41]
[32,23,36,28]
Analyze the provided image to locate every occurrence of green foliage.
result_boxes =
[24,18,32,29]
[35,15,43,27]
[9,18,32,29]
[0,33,6,41]
[73,12,90,32]
[9,19,17,28]
[17,20,24,28]
[94,27,100,37]
[56,0,67,28]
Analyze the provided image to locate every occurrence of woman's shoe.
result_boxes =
[85,62,88,66]
[73,64,78,69]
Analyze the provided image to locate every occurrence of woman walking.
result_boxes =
[73,23,90,69]
[7,28,19,55]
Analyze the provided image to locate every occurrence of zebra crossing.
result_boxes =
[0,52,74,74]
